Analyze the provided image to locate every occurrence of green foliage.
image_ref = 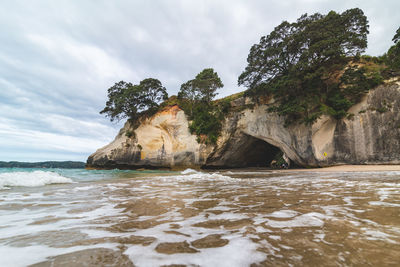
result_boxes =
[218,98,232,115]
[239,8,386,125]
[360,55,385,64]
[159,95,179,108]
[340,66,383,102]
[139,78,169,111]
[384,27,400,70]
[386,43,400,70]
[188,103,222,144]
[100,79,168,122]
[393,26,400,44]
[326,93,353,119]
[125,130,134,138]
[177,81,200,117]
[214,92,246,113]
[194,68,224,103]
[239,8,369,89]
[217,92,244,103]
[178,68,223,117]
[177,68,224,144]
[100,81,136,122]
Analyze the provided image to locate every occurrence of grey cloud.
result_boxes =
[0,0,399,161]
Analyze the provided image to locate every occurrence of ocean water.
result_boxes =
[0,168,399,266]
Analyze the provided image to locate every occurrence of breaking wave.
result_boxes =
[0,170,74,189]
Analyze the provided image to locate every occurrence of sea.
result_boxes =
[0,167,399,266]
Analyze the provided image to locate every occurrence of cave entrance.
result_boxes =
[204,133,296,169]
[238,134,282,168]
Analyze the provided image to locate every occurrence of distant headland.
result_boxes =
[0,161,86,169]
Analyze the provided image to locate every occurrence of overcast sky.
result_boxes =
[1,0,399,162]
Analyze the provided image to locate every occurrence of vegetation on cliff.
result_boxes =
[100,9,399,143]
[0,161,85,169]
[177,68,225,144]
[100,78,168,122]
[383,26,400,70]
[238,8,398,126]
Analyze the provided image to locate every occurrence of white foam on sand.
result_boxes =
[0,171,74,189]
[160,169,236,182]
[267,210,299,218]
[266,212,325,228]
[124,234,266,267]
[369,201,400,207]
[362,229,398,244]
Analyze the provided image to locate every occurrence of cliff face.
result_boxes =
[87,105,213,169]
[87,79,400,169]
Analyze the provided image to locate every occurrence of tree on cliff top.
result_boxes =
[100,78,168,122]
[385,26,400,70]
[239,8,369,89]
[193,68,224,103]
[177,68,224,144]
[177,68,223,117]
[393,26,400,44]
[238,8,372,125]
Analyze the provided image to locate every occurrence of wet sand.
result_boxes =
[1,168,400,266]
[287,165,400,172]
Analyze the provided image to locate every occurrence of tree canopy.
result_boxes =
[100,78,168,122]
[393,26,400,44]
[238,8,380,125]
[177,68,224,143]
[178,69,223,104]
[385,26,400,70]
[193,68,224,103]
[178,68,223,116]
[239,8,369,89]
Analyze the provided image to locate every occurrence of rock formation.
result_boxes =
[87,78,400,169]
[87,105,213,169]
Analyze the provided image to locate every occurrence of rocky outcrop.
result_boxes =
[87,105,213,169]
[87,78,400,169]
[208,79,400,167]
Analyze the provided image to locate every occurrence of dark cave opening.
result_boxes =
[202,133,287,169]
[239,135,282,167]
[203,133,301,169]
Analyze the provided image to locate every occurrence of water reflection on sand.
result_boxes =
[1,169,400,266]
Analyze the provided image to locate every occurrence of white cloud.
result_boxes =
[0,0,399,161]
[0,119,112,155]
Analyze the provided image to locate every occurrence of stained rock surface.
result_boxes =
[87,79,400,168]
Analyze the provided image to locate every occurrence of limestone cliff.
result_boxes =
[87,105,213,169]
[87,78,400,169]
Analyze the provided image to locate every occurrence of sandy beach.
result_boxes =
[288,165,400,172]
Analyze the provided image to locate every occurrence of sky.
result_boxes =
[1,0,399,162]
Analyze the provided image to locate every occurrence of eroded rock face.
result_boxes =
[87,79,400,168]
[87,105,213,169]
[208,80,400,167]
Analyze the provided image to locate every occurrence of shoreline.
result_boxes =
[284,165,400,172]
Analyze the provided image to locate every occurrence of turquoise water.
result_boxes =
[0,167,175,185]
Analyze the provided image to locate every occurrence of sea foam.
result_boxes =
[0,170,74,189]
[166,168,235,182]
[180,168,199,174]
